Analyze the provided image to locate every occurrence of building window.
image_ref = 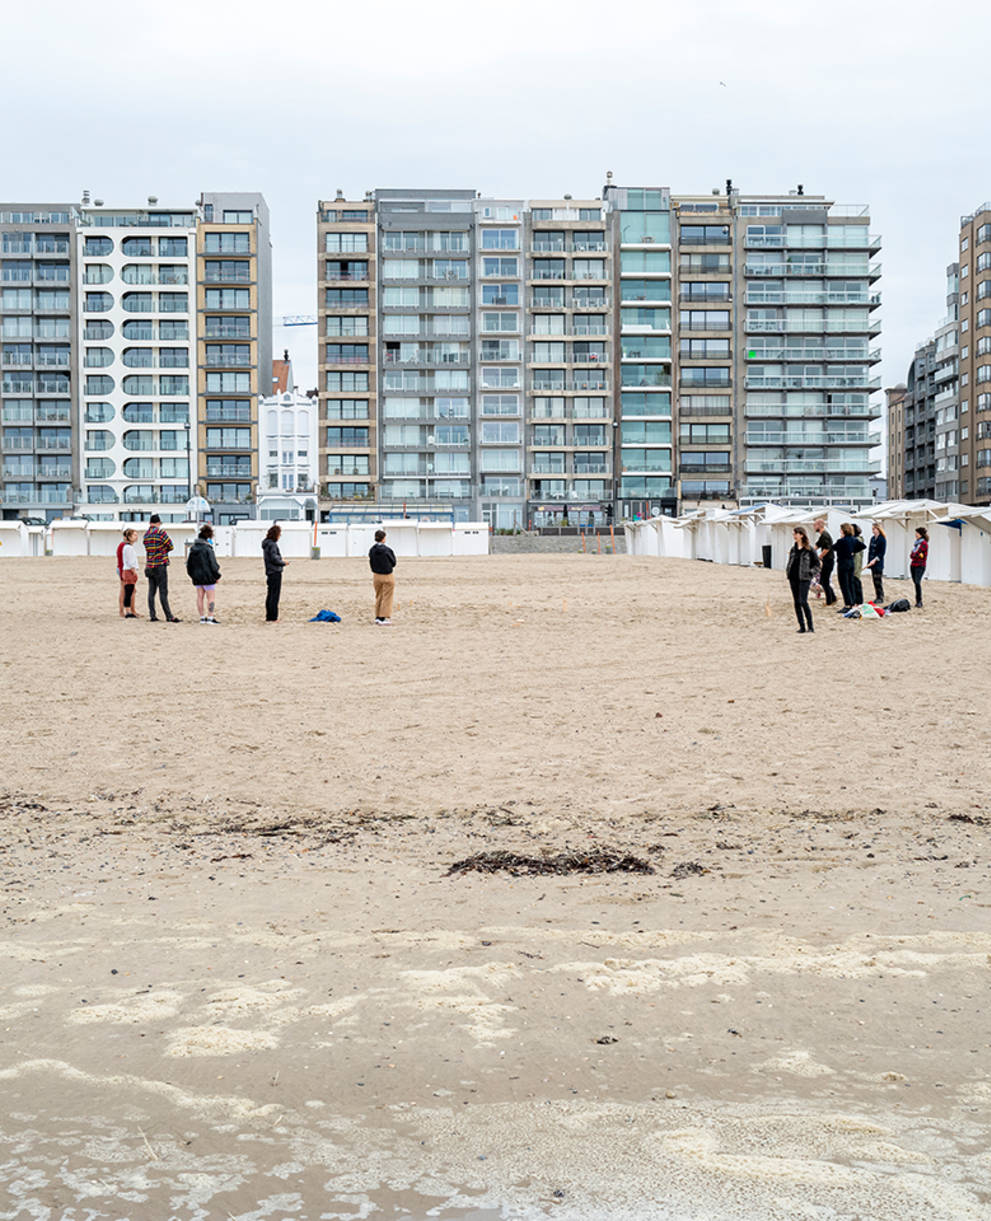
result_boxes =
[222,210,253,224]
[204,232,251,254]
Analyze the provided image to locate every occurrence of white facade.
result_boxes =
[259,388,319,519]
[77,207,196,520]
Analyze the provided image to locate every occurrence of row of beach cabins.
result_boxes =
[625,499,991,587]
[0,519,490,560]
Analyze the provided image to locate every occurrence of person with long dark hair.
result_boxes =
[262,524,289,622]
[832,522,865,611]
[786,526,821,634]
[910,526,929,608]
[851,523,866,606]
[865,523,886,602]
[186,523,222,624]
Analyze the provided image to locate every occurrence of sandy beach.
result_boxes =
[0,553,989,1219]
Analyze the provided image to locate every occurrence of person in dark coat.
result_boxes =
[369,528,397,625]
[865,523,887,602]
[262,524,289,623]
[785,526,821,634]
[186,524,222,624]
[851,523,866,605]
[832,522,865,611]
[910,526,929,608]
[813,517,836,605]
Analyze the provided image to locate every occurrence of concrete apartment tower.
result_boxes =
[1,193,271,525]
[954,203,991,504]
[316,194,377,508]
[668,184,881,509]
[196,192,272,522]
[1,204,78,521]
[887,255,962,502]
[316,189,617,528]
[602,184,675,518]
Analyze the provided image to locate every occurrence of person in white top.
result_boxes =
[120,529,141,619]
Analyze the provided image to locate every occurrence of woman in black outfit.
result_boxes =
[865,523,886,602]
[786,526,821,634]
[832,522,866,611]
[262,524,289,622]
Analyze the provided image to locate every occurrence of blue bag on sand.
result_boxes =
[308,609,342,622]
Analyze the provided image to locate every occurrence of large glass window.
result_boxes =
[620,212,670,243]
[204,232,250,254]
[481,229,519,250]
[620,251,670,274]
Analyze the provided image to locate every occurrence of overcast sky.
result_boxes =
[6,0,989,401]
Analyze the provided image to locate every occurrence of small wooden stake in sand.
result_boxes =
[562,599,567,613]
[764,598,773,618]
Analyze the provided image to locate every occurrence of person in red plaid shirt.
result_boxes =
[142,515,181,623]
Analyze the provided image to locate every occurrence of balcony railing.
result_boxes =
[745,346,876,362]
[531,378,609,391]
[206,464,254,478]
[744,430,872,445]
[0,490,70,504]
[744,289,876,305]
[744,458,878,474]
[745,374,881,390]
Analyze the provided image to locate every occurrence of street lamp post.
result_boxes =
[185,422,192,512]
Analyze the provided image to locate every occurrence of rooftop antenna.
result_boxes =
[81,189,90,206]
[335,188,344,201]
[797,183,804,195]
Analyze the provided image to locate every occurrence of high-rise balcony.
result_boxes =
[743,457,880,474]
[744,429,872,445]
[745,372,881,390]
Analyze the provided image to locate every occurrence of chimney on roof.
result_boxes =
[797,184,804,196]
[726,178,733,196]
[81,189,90,206]
[335,188,344,201]
[283,349,289,362]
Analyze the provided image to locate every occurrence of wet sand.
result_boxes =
[0,555,989,1219]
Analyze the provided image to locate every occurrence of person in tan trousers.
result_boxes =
[368,528,397,625]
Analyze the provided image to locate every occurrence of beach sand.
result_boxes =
[0,554,989,1219]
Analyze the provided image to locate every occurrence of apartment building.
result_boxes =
[76,200,198,520]
[888,260,961,503]
[955,203,991,504]
[1,193,271,524]
[317,189,617,527]
[317,195,377,508]
[525,196,614,525]
[196,192,272,523]
[669,185,882,508]
[1,204,77,520]
[885,383,907,500]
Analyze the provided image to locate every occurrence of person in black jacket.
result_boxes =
[832,522,865,611]
[785,526,821,634]
[186,524,222,624]
[262,524,289,623]
[865,523,886,602]
[813,517,837,605]
[369,528,397,625]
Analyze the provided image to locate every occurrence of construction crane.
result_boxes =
[280,315,318,327]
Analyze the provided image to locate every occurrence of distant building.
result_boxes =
[258,355,319,520]
[891,264,959,502]
[0,192,272,523]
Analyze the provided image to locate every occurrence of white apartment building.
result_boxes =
[78,202,196,519]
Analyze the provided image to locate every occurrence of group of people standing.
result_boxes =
[114,519,398,626]
[785,517,930,633]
